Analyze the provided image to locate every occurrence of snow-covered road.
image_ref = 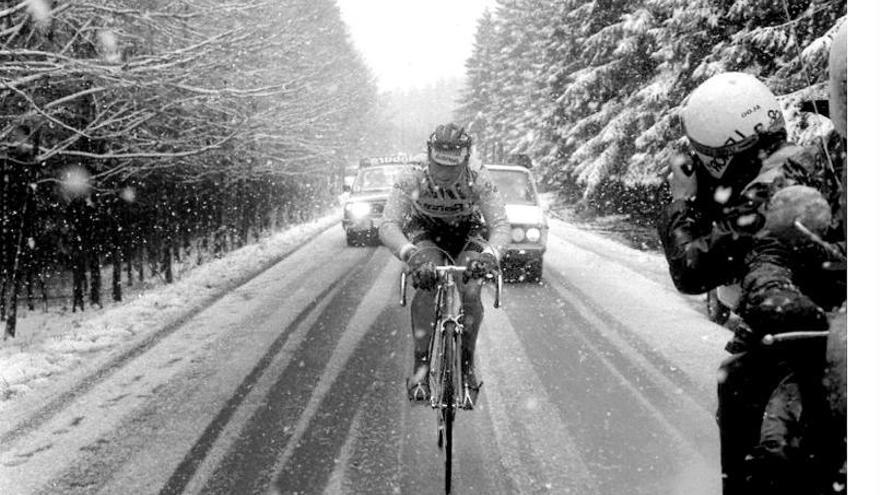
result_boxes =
[0,216,731,494]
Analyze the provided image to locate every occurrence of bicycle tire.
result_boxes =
[444,405,454,494]
[441,322,457,494]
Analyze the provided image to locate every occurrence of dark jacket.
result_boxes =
[741,132,847,317]
[656,146,766,295]
[658,136,842,301]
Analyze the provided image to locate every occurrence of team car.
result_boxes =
[485,163,548,282]
[342,155,411,246]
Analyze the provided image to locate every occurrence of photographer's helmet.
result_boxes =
[681,72,785,179]
[427,123,472,166]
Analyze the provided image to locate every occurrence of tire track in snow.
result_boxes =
[321,405,366,495]
[547,267,716,417]
[0,222,337,447]
[267,257,400,493]
[7,234,367,495]
[504,276,718,494]
[480,304,601,494]
[158,273,351,495]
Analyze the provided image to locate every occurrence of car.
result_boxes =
[485,163,548,282]
[342,155,411,246]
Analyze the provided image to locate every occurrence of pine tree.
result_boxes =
[457,9,497,138]
[456,0,846,216]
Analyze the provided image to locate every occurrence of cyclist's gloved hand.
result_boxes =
[742,286,829,333]
[464,251,497,283]
[405,248,438,290]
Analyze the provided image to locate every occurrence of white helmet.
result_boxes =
[681,72,785,179]
[828,19,847,138]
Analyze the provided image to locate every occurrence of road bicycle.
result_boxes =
[399,263,501,494]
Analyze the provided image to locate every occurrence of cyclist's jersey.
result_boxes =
[379,161,511,258]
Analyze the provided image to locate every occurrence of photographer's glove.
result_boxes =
[405,247,438,290]
[464,251,497,284]
[742,286,829,334]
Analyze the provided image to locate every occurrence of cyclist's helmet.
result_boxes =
[828,19,847,138]
[427,123,472,166]
[681,72,786,180]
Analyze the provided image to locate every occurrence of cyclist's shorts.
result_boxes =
[407,219,488,259]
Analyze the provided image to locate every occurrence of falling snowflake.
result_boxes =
[98,30,121,63]
[713,186,733,204]
[120,186,136,203]
[26,0,51,28]
[59,166,91,198]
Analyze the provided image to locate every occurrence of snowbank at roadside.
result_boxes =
[0,213,339,406]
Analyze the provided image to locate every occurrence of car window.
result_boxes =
[489,170,537,205]
[353,166,401,192]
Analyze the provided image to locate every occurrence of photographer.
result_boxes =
[657,71,837,494]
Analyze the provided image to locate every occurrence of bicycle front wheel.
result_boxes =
[444,404,454,494]
[437,321,458,494]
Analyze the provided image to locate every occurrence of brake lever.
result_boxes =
[399,271,408,307]
[493,270,502,308]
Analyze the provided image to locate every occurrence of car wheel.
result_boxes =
[706,288,731,324]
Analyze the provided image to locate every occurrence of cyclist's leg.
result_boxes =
[408,239,444,401]
[456,247,485,407]
[457,249,484,358]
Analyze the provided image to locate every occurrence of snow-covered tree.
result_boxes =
[0,0,385,337]
[457,0,558,163]
[458,0,846,221]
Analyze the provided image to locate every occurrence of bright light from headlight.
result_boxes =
[526,228,541,242]
[347,202,371,218]
[511,227,525,242]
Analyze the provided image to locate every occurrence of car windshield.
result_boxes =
[352,165,402,193]
[488,169,537,205]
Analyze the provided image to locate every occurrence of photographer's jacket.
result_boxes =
[657,138,843,300]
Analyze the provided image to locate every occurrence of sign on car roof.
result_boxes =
[359,154,415,167]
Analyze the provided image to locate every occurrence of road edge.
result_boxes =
[0,215,341,444]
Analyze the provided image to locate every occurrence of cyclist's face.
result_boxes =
[430,144,468,167]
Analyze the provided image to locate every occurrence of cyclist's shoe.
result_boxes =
[406,365,431,405]
[462,368,483,410]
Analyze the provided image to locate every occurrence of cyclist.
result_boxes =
[656,71,841,495]
[379,123,510,409]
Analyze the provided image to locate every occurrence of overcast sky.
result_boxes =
[336,0,496,92]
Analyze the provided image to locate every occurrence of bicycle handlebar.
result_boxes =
[434,266,467,274]
[399,265,503,309]
[761,330,829,346]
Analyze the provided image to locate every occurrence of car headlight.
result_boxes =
[346,202,371,218]
[511,227,525,242]
[526,227,541,242]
